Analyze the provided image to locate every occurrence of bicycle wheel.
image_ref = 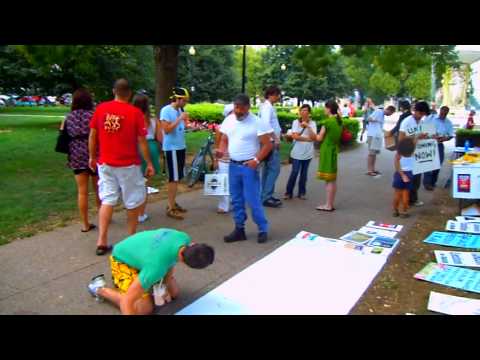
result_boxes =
[186,154,204,187]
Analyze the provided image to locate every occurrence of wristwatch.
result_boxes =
[253,157,260,164]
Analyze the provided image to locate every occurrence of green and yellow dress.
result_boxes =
[317,116,342,182]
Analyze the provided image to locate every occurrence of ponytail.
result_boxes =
[324,99,342,125]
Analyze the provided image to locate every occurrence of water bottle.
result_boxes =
[465,140,470,153]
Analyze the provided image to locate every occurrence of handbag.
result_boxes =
[55,120,71,154]
[340,126,353,144]
[289,125,307,164]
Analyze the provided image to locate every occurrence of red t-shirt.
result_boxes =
[90,100,147,167]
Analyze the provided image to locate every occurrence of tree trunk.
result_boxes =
[154,45,179,116]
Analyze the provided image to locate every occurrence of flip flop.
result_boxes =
[81,224,96,233]
[366,172,377,177]
[96,245,112,256]
[316,206,336,212]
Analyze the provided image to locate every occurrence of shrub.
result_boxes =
[455,129,480,147]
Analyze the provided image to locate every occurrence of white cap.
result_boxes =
[223,104,234,117]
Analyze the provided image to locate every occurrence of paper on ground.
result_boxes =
[366,221,403,232]
[446,220,480,234]
[358,226,398,239]
[414,262,480,294]
[462,204,480,217]
[456,216,480,223]
[177,231,398,315]
[434,250,480,268]
[428,291,480,315]
[147,187,160,194]
[340,231,375,244]
[424,231,480,249]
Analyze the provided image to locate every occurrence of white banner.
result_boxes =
[204,173,229,196]
[413,139,441,175]
[428,291,480,315]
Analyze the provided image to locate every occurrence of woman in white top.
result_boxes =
[132,94,162,223]
[284,104,317,200]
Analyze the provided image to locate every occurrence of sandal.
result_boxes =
[167,208,184,220]
[95,245,112,256]
[81,224,96,233]
[216,209,229,214]
[366,172,378,177]
[373,171,382,175]
[174,203,188,213]
[316,206,335,212]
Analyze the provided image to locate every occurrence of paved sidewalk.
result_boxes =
[0,141,440,315]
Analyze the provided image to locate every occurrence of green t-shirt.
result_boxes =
[112,228,191,291]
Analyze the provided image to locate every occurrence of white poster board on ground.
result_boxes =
[428,291,480,315]
[413,139,441,175]
[446,220,480,234]
[176,230,399,315]
[203,173,229,196]
[434,250,480,268]
[358,226,398,239]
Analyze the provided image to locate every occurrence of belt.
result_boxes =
[230,159,253,165]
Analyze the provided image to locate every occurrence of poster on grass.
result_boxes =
[434,251,480,268]
[413,139,441,175]
[424,231,480,249]
[414,263,480,294]
[428,291,480,315]
[365,221,403,232]
[446,220,480,234]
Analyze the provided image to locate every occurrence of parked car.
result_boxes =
[58,93,72,105]
[0,95,17,106]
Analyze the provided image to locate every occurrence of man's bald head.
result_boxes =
[113,79,132,100]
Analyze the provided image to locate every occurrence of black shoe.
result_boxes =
[258,232,268,244]
[271,196,282,203]
[263,199,282,208]
[424,185,434,191]
[224,228,247,243]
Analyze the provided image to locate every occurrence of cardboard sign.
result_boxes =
[204,173,229,196]
[413,139,441,175]
[446,220,480,234]
[424,231,480,249]
[414,262,480,294]
[434,251,480,268]
[428,292,480,315]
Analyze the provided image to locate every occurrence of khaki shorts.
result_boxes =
[367,136,382,155]
[98,164,146,209]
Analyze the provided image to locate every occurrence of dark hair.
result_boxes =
[386,105,396,112]
[132,94,150,126]
[71,88,93,111]
[113,78,131,98]
[414,101,430,115]
[440,106,450,112]
[300,104,311,113]
[344,103,348,107]
[324,99,342,125]
[183,244,215,269]
[233,94,250,107]
[399,100,411,111]
[264,85,281,99]
[397,137,415,157]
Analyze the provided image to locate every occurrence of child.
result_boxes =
[392,137,416,218]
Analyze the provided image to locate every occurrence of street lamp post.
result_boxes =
[189,46,196,94]
[431,52,441,103]
[241,45,247,94]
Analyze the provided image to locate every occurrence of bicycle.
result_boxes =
[185,131,216,187]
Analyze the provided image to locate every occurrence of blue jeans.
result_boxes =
[229,162,269,233]
[285,159,311,197]
[261,147,281,202]
[423,143,445,188]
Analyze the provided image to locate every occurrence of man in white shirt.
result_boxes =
[217,94,274,244]
[259,86,283,208]
[366,105,396,176]
[398,101,430,206]
[423,106,454,190]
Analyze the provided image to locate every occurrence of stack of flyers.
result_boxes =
[446,220,480,234]
[358,226,397,239]
[366,221,403,232]
[456,216,480,223]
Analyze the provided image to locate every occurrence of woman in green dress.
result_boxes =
[315,100,343,212]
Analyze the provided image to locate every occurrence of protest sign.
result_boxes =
[434,251,480,268]
[423,231,480,249]
[413,139,441,175]
[366,221,403,232]
[428,292,480,315]
[446,220,480,234]
[414,263,480,294]
[204,173,229,196]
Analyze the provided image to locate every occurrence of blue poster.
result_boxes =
[424,231,480,249]
[415,262,480,294]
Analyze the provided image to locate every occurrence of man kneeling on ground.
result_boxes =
[87,228,214,315]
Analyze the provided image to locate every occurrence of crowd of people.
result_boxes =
[59,77,458,314]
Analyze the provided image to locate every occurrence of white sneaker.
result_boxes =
[414,200,424,207]
[138,214,149,223]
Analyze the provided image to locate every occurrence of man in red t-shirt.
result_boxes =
[89,79,154,256]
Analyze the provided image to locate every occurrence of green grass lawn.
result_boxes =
[0,106,70,116]
[0,111,292,245]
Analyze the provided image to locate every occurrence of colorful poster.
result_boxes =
[414,263,480,294]
[424,231,480,249]
[428,292,480,315]
[204,173,229,196]
[446,220,480,234]
[366,221,403,232]
[367,236,399,249]
[358,226,397,239]
[434,251,480,268]
[340,231,375,244]
[457,174,471,193]
[413,139,441,175]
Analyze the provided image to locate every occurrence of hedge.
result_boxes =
[455,129,480,147]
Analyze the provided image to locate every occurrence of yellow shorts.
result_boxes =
[110,256,151,299]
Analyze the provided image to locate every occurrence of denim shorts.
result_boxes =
[392,171,414,190]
